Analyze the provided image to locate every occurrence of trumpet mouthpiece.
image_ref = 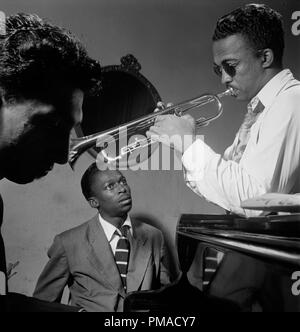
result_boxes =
[217,88,236,99]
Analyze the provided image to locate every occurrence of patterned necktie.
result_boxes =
[231,98,265,163]
[115,225,130,292]
[203,247,224,291]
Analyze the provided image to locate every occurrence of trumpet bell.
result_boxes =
[71,54,162,168]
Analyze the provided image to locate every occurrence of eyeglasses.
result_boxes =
[213,50,263,78]
[213,62,238,78]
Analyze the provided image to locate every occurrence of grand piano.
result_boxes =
[177,212,300,312]
[125,211,300,312]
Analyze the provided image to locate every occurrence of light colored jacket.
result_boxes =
[33,215,170,312]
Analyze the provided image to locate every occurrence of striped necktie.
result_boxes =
[203,247,224,291]
[231,98,264,163]
[115,225,130,292]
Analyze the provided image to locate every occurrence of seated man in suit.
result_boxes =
[33,164,171,312]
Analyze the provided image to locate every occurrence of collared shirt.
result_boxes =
[182,69,300,217]
[98,214,133,255]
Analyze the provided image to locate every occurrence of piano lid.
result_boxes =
[177,214,300,268]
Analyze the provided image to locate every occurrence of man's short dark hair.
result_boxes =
[212,4,284,67]
[81,163,100,200]
[0,13,101,102]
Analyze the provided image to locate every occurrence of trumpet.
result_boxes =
[69,87,235,168]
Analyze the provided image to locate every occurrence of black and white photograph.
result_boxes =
[0,0,299,316]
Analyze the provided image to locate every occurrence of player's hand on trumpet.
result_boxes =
[146,101,196,154]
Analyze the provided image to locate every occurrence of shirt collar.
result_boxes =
[98,213,133,243]
[250,69,293,109]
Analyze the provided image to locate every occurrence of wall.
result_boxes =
[0,0,299,296]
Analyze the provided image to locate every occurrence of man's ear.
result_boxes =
[88,197,99,209]
[260,48,274,68]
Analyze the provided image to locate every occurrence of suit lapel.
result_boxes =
[126,221,152,293]
[85,216,125,297]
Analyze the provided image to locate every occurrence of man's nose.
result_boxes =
[221,69,233,85]
[119,182,130,194]
[118,184,127,193]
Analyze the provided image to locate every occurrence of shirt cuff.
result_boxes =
[182,138,216,180]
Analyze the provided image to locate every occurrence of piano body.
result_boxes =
[177,213,300,312]
[125,213,300,312]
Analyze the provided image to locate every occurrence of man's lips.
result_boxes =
[119,196,132,203]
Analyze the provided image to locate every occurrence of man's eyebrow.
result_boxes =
[213,58,235,67]
[221,58,238,64]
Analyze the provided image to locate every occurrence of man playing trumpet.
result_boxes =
[148,3,300,217]
[147,3,300,311]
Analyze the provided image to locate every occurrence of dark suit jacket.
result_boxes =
[33,215,171,312]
